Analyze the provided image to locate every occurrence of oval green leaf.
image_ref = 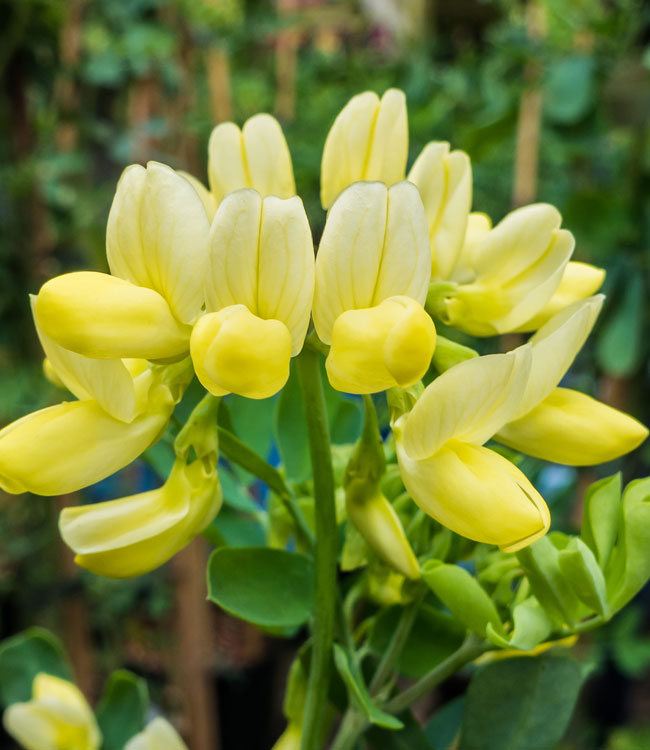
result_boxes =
[207,547,314,627]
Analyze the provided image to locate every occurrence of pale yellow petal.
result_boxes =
[4,703,62,750]
[178,170,217,221]
[408,142,472,280]
[126,718,188,750]
[510,295,604,421]
[207,121,248,203]
[452,212,491,283]
[364,88,408,186]
[0,392,173,495]
[396,439,550,551]
[205,189,262,314]
[257,195,314,355]
[513,262,606,332]
[497,387,648,465]
[313,181,388,342]
[320,91,380,209]
[399,347,531,461]
[35,272,191,360]
[242,113,295,199]
[106,164,150,288]
[313,181,430,343]
[140,161,210,323]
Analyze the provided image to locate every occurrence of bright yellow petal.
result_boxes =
[35,272,191,361]
[320,91,380,209]
[326,296,436,394]
[61,459,221,578]
[396,439,550,551]
[497,387,648,465]
[30,296,140,423]
[313,181,430,343]
[190,306,292,399]
[513,262,606,332]
[256,196,314,355]
[399,346,531,461]
[510,295,603,421]
[242,113,296,199]
[0,391,173,495]
[139,162,210,323]
[408,142,472,280]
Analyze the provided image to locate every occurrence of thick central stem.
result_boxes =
[297,347,338,750]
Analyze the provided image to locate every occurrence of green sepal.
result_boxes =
[606,478,650,611]
[581,473,621,568]
[431,335,478,373]
[486,597,553,651]
[558,538,609,618]
[422,560,505,638]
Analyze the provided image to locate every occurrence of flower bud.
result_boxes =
[326,296,436,394]
[191,305,292,399]
[208,114,295,205]
[321,89,407,209]
[3,673,101,750]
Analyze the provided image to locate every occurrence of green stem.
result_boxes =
[297,347,338,750]
[383,634,487,715]
[369,592,423,695]
[330,711,368,750]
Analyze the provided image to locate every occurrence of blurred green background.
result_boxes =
[1,0,650,748]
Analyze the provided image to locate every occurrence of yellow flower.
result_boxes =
[313,181,435,393]
[495,297,648,465]
[3,674,101,750]
[125,718,188,750]
[394,346,551,552]
[407,141,472,280]
[0,302,188,496]
[321,89,407,209]
[427,205,577,336]
[35,162,210,361]
[59,454,221,578]
[208,114,295,206]
[191,189,314,399]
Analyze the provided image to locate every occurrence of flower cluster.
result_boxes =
[0,89,646,578]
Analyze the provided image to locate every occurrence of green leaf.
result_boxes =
[558,538,609,617]
[207,507,266,548]
[95,670,149,750]
[458,656,585,750]
[582,474,621,568]
[332,645,403,730]
[366,709,433,749]
[207,547,314,627]
[218,464,260,514]
[422,561,505,638]
[424,696,465,750]
[544,55,595,124]
[226,394,276,459]
[369,605,465,679]
[0,628,71,707]
[274,361,311,482]
[596,273,645,376]
[516,537,581,627]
